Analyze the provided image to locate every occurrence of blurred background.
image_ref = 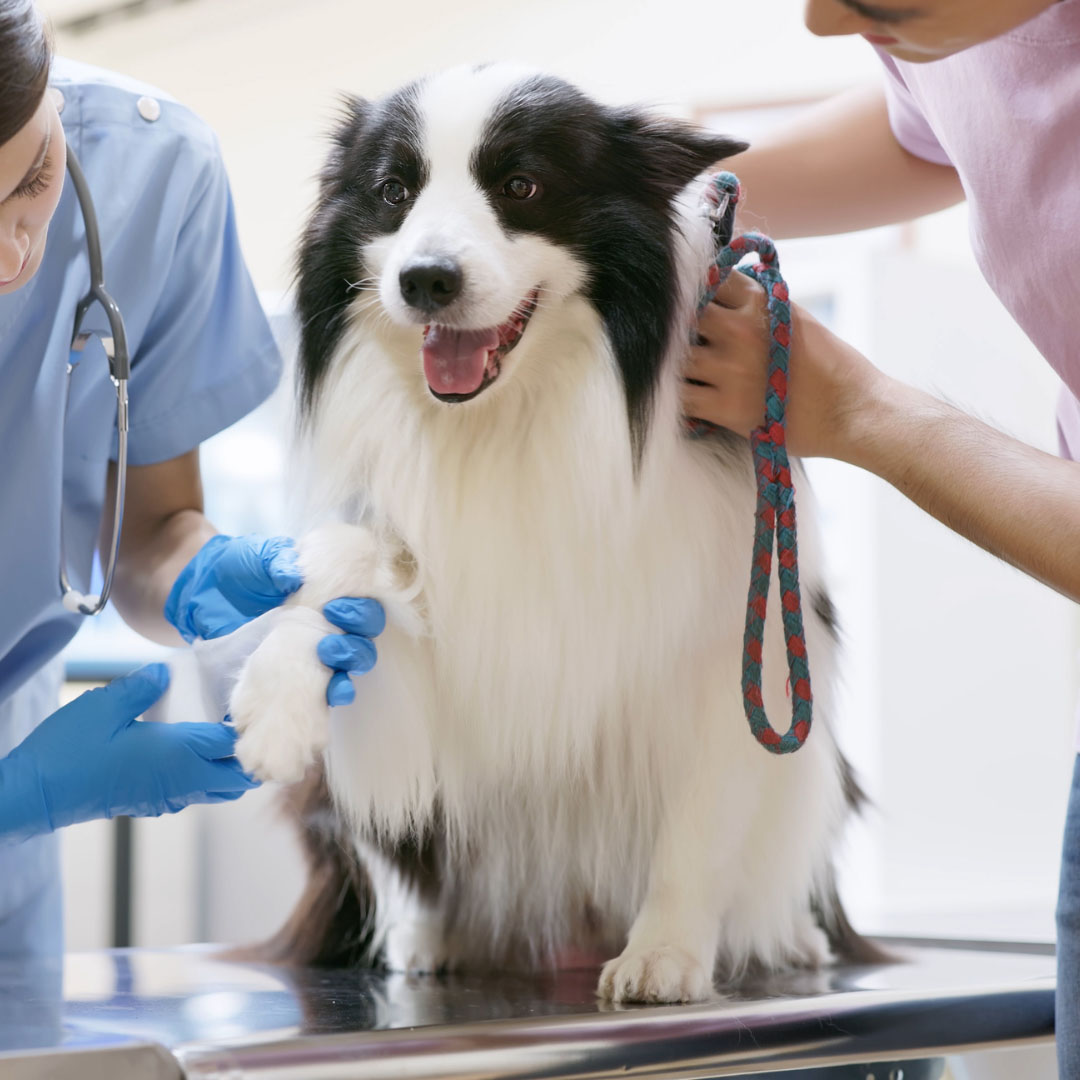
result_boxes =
[40,0,1079,1001]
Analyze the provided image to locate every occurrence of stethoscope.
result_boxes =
[58,147,130,617]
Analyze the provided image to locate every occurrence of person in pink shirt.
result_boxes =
[682,0,1080,1071]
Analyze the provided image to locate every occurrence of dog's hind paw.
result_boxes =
[385,920,459,976]
[789,917,832,970]
[230,612,330,784]
[598,944,714,1004]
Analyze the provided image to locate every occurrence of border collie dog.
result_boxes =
[225,64,877,1003]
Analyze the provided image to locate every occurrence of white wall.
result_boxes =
[800,236,1079,939]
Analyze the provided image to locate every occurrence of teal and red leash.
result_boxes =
[687,171,812,755]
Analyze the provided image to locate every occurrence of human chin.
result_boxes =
[874,39,967,61]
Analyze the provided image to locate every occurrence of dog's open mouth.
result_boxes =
[422,290,539,403]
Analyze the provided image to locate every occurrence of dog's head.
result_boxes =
[297,65,745,455]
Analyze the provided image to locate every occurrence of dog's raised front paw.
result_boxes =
[230,613,330,784]
[233,709,323,785]
[598,944,714,1004]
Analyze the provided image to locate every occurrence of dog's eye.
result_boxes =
[381,180,410,205]
[503,176,539,200]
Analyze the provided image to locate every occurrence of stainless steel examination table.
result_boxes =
[0,939,1054,1079]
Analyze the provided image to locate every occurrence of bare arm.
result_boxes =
[685,274,1080,604]
[684,85,1076,603]
[847,377,1080,602]
[725,85,965,239]
[104,449,217,644]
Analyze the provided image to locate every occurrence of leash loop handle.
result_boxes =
[688,172,812,755]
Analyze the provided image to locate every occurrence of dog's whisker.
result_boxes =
[345,276,379,293]
[300,299,352,330]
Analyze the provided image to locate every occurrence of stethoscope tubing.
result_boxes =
[58,146,130,617]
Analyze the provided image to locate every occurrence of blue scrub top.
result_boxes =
[0,59,281,941]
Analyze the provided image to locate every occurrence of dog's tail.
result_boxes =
[814,874,896,965]
[229,765,381,968]
[814,754,897,966]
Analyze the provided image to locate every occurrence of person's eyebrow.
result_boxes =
[837,0,925,23]
[1,129,51,205]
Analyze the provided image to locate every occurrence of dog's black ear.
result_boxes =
[319,94,371,197]
[610,109,749,202]
[332,94,370,148]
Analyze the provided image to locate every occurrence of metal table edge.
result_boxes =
[173,978,1055,1079]
[1,1040,182,1080]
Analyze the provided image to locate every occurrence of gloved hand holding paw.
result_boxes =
[165,534,384,706]
[0,664,257,844]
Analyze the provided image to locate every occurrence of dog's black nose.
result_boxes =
[400,258,463,311]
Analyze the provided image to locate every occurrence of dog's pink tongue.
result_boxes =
[422,326,499,395]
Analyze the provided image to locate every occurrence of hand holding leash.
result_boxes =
[686,272,877,460]
[165,534,384,707]
[686,172,818,755]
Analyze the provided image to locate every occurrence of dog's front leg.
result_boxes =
[598,767,735,1004]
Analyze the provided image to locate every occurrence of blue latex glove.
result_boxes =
[320,597,385,706]
[0,664,258,845]
[165,534,386,707]
[165,534,303,642]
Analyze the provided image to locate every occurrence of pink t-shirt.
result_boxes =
[874,2,1080,461]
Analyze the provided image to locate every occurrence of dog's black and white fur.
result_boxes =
[212,64,880,1003]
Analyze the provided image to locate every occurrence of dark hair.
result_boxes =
[0,1,51,148]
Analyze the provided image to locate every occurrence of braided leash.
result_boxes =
[686,171,812,755]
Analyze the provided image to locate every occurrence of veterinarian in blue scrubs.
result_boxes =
[0,2,383,956]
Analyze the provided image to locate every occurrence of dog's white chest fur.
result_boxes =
[220,325,846,1000]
